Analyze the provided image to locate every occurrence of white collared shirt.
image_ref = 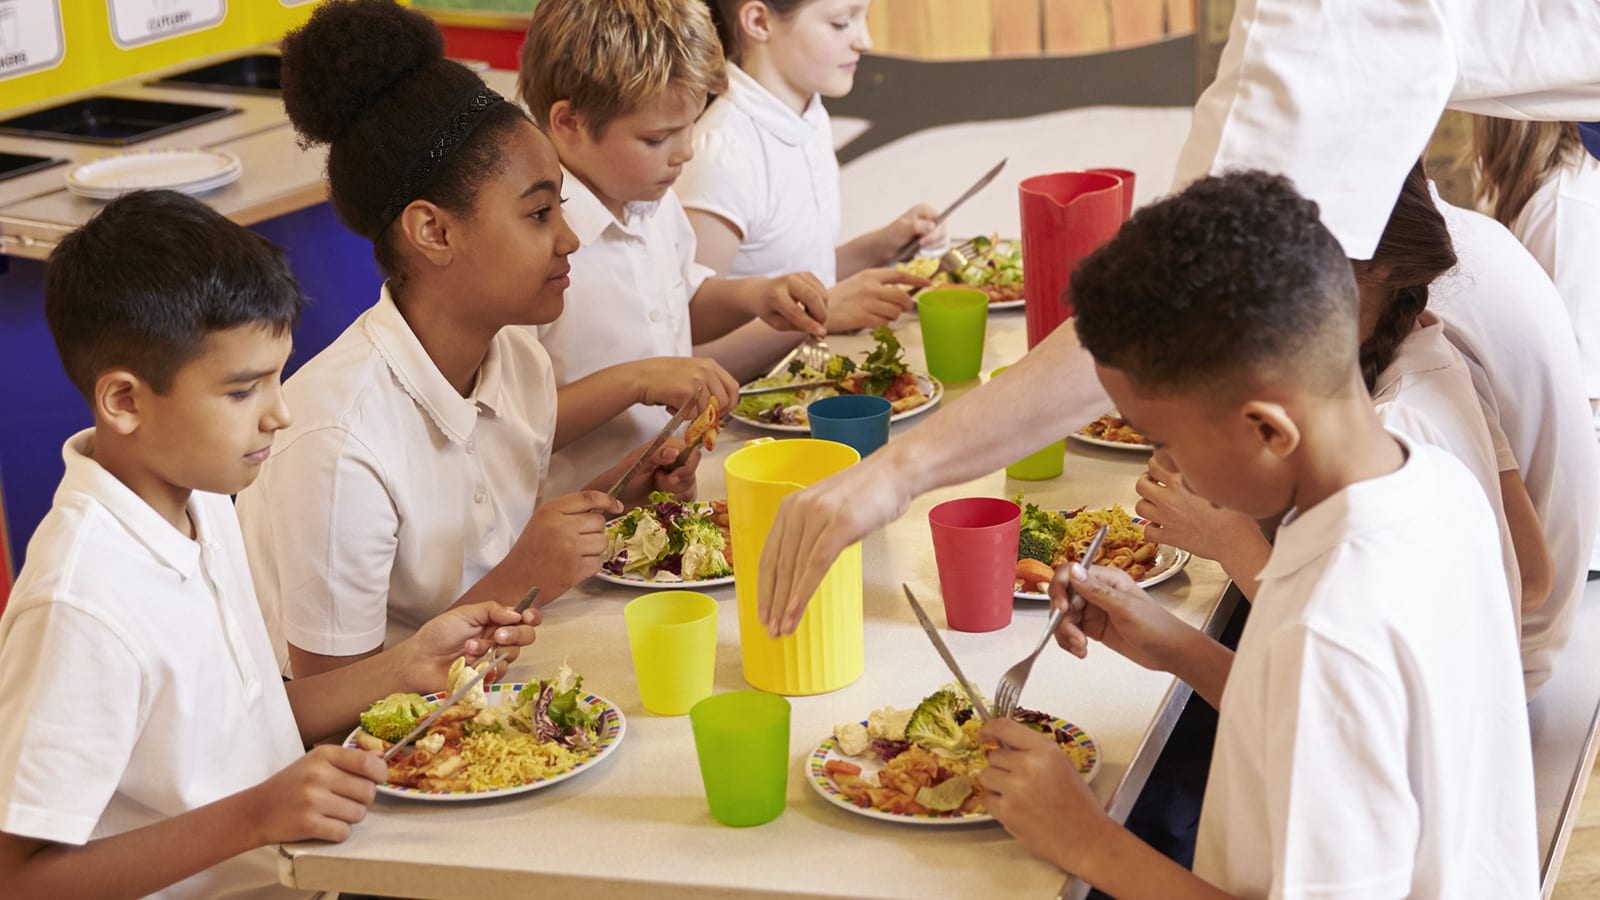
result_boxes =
[1195,435,1537,899]
[1175,0,1600,259]
[1428,186,1600,696]
[0,431,307,900]
[1370,315,1522,625]
[678,63,841,283]
[536,169,713,496]
[237,286,557,666]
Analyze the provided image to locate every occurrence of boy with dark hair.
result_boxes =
[0,190,538,899]
[976,171,1538,898]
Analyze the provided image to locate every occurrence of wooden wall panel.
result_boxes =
[1167,0,1196,33]
[1110,0,1166,47]
[884,0,933,58]
[1043,0,1112,55]
[926,0,994,59]
[990,0,1044,57]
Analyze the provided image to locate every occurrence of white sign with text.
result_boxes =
[107,0,226,49]
[0,0,66,81]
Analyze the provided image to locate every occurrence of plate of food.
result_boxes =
[1012,499,1190,599]
[897,235,1026,310]
[346,662,624,801]
[596,494,734,588]
[733,327,942,431]
[807,686,1097,825]
[1069,412,1153,451]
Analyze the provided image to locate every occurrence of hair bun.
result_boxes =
[280,0,445,145]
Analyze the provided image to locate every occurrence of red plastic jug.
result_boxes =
[1019,171,1127,348]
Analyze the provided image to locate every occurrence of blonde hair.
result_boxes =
[1472,118,1584,227]
[518,0,728,136]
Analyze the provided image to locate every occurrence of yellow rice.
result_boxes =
[1061,504,1145,548]
[459,731,587,790]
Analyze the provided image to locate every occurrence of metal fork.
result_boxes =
[933,238,981,278]
[992,524,1108,719]
[796,337,831,372]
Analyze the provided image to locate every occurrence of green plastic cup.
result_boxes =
[689,690,791,826]
[992,364,1065,480]
[624,590,718,716]
[917,287,989,382]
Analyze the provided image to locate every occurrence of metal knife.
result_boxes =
[606,387,702,498]
[738,379,838,396]
[889,158,1008,265]
[901,583,993,722]
[380,586,540,761]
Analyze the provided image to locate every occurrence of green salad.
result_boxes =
[602,493,732,582]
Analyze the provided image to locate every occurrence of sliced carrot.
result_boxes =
[824,759,862,777]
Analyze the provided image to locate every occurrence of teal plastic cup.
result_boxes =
[992,365,1064,479]
[917,288,988,382]
[689,690,791,826]
[807,394,892,456]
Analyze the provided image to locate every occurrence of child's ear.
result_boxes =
[398,200,454,268]
[95,370,145,436]
[737,0,774,43]
[1240,401,1300,459]
[547,100,586,146]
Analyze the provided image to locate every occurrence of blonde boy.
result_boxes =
[518,0,831,495]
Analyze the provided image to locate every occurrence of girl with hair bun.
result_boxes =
[238,0,712,678]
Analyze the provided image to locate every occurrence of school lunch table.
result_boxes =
[276,310,1239,900]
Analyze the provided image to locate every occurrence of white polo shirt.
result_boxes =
[536,169,712,496]
[1195,435,1537,898]
[1370,315,1522,622]
[1428,186,1600,696]
[1512,153,1600,401]
[0,431,308,900]
[1176,0,1600,259]
[237,286,557,668]
[677,63,841,283]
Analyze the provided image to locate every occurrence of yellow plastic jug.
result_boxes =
[724,438,862,695]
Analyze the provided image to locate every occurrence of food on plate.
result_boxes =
[351,661,604,792]
[897,234,1024,304]
[685,395,722,452]
[734,327,934,426]
[824,686,1091,816]
[601,492,732,582]
[1079,412,1147,445]
[1014,496,1162,585]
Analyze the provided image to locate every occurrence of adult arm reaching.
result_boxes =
[756,321,1109,636]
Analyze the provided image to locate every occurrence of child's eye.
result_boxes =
[228,385,258,400]
[832,21,848,30]
[530,205,552,222]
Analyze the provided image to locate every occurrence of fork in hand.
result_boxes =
[992,524,1109,720]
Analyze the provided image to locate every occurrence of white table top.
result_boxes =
[277,310,1237,899]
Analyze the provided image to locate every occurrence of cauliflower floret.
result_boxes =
[833,721,870,757]
[867,706,912,742]
[446,656,489,711]
[416,732,446,755]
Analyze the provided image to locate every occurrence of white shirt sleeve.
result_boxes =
[1550,191,1600,399]
[1174,0,1456,259]
[1262,626,1418,898]
[678,126,764,243]
[248,427,399,657]
[0,604,144,845]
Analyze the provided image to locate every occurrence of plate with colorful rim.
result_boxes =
[730,373,943,433]
[345,682,625,802]
[1014,515,1191,600]
[807,717,1097,825]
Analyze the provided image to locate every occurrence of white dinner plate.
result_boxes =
[1068,411,1154,452]
[592,570,735,589]
[806,716,1097,825]
[730,373,943,433]
[66,149,242,198]
[345,682,625,802]
[1014,515,1191,600]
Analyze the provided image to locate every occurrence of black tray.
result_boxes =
[0,97,239,146]
[0,152,66,183]
[147,55,281,95]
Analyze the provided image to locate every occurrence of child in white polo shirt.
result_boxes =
[680,1,945,345]
[236,0,699,678]
[0,189,539,899]
[518,0,888,494]
[978,172,1537,897]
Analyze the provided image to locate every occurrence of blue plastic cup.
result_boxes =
[807,394,893,457]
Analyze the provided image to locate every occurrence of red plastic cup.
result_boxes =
[928,497,1022,632]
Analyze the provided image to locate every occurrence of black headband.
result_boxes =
[379,86,507,229]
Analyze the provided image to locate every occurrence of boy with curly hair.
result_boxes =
[977,172,1538,898]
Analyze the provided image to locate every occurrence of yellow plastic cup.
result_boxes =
[991,365,1065,480]
[623,590,718,716]
[724,438,863,695]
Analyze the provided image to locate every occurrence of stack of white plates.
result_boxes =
[65,149,243,200]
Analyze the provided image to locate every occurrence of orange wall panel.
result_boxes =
[1110,0,1166,47]
[1043,0,1112,55]
[991,0,1044,56]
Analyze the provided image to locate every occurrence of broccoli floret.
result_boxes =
[904,689,973,755]
[1018,531,1055,564]
[358,692,434,742]
[824,355,857,380]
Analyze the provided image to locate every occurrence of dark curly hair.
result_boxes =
[1354,161,1457,392]
[45,190,304,402]
[1072,170,1359,397]
[280,0,528,281]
